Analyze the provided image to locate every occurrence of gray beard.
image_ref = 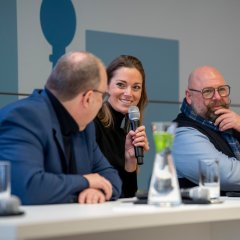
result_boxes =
[205,111,219,122]
[204,100,230,122]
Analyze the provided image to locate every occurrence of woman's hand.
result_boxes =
[125,126,149,172]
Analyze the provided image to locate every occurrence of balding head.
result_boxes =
[186,65,230,121]
[46,51,106,101]
[188,66,226,90]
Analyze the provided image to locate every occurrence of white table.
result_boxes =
[1,197,240,240]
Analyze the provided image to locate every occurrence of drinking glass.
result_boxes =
[199,159,220,200]
[0,161,23,215]
[0,161,11,199]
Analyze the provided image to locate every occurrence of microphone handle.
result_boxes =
[137,156,144,165]
[130,119,139,131]
[130,120,144,165]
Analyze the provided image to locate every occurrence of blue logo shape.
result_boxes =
[40,0,76,67]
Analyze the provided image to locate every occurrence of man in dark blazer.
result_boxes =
[0,51,122,205]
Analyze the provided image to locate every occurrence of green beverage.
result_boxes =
[153,131,174,153]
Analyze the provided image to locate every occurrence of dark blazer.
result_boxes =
[0,89,122,205]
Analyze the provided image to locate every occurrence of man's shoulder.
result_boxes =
[176,126,205,137]
[0,89,52,123]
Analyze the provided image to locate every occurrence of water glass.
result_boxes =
[199,159,220,199]
[0,161,11,199]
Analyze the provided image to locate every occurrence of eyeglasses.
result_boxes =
[188,85,230,99]
[92,89,110,102]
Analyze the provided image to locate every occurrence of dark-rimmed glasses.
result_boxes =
[188,85,230,99]
[92,89,110,102]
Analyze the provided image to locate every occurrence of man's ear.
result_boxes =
[185,89,192,104]
[81,90,92,108]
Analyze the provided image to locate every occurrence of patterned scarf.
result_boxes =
[181,98,240,160]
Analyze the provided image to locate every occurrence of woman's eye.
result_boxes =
[132,85,141,91]
[116,83,126,88]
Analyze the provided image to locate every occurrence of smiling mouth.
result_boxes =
[120,99,132,105]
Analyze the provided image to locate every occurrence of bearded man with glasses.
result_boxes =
[172,66,240,195]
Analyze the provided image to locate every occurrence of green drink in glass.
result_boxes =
[151,122,177,153]
[153,132,174,153]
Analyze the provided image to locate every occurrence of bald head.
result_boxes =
[186,65,230,122]
[46,51,106,101]
[188,66,226,89]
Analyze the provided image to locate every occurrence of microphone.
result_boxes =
[0,195,21,215]
[181,186,210,201]
[128,106,144,165]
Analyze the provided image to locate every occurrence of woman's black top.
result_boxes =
[94,106,137,198]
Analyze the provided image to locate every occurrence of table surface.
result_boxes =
[1,197,240,240]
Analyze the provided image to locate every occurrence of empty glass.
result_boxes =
[0,161,11,199]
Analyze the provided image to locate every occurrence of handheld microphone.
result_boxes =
[128,106,144,165]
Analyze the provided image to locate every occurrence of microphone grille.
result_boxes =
[128,106,140,120]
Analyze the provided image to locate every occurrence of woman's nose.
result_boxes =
[124,87,132,95]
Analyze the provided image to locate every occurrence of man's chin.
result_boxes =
[206,104,229,122]
[205,112,219,122]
